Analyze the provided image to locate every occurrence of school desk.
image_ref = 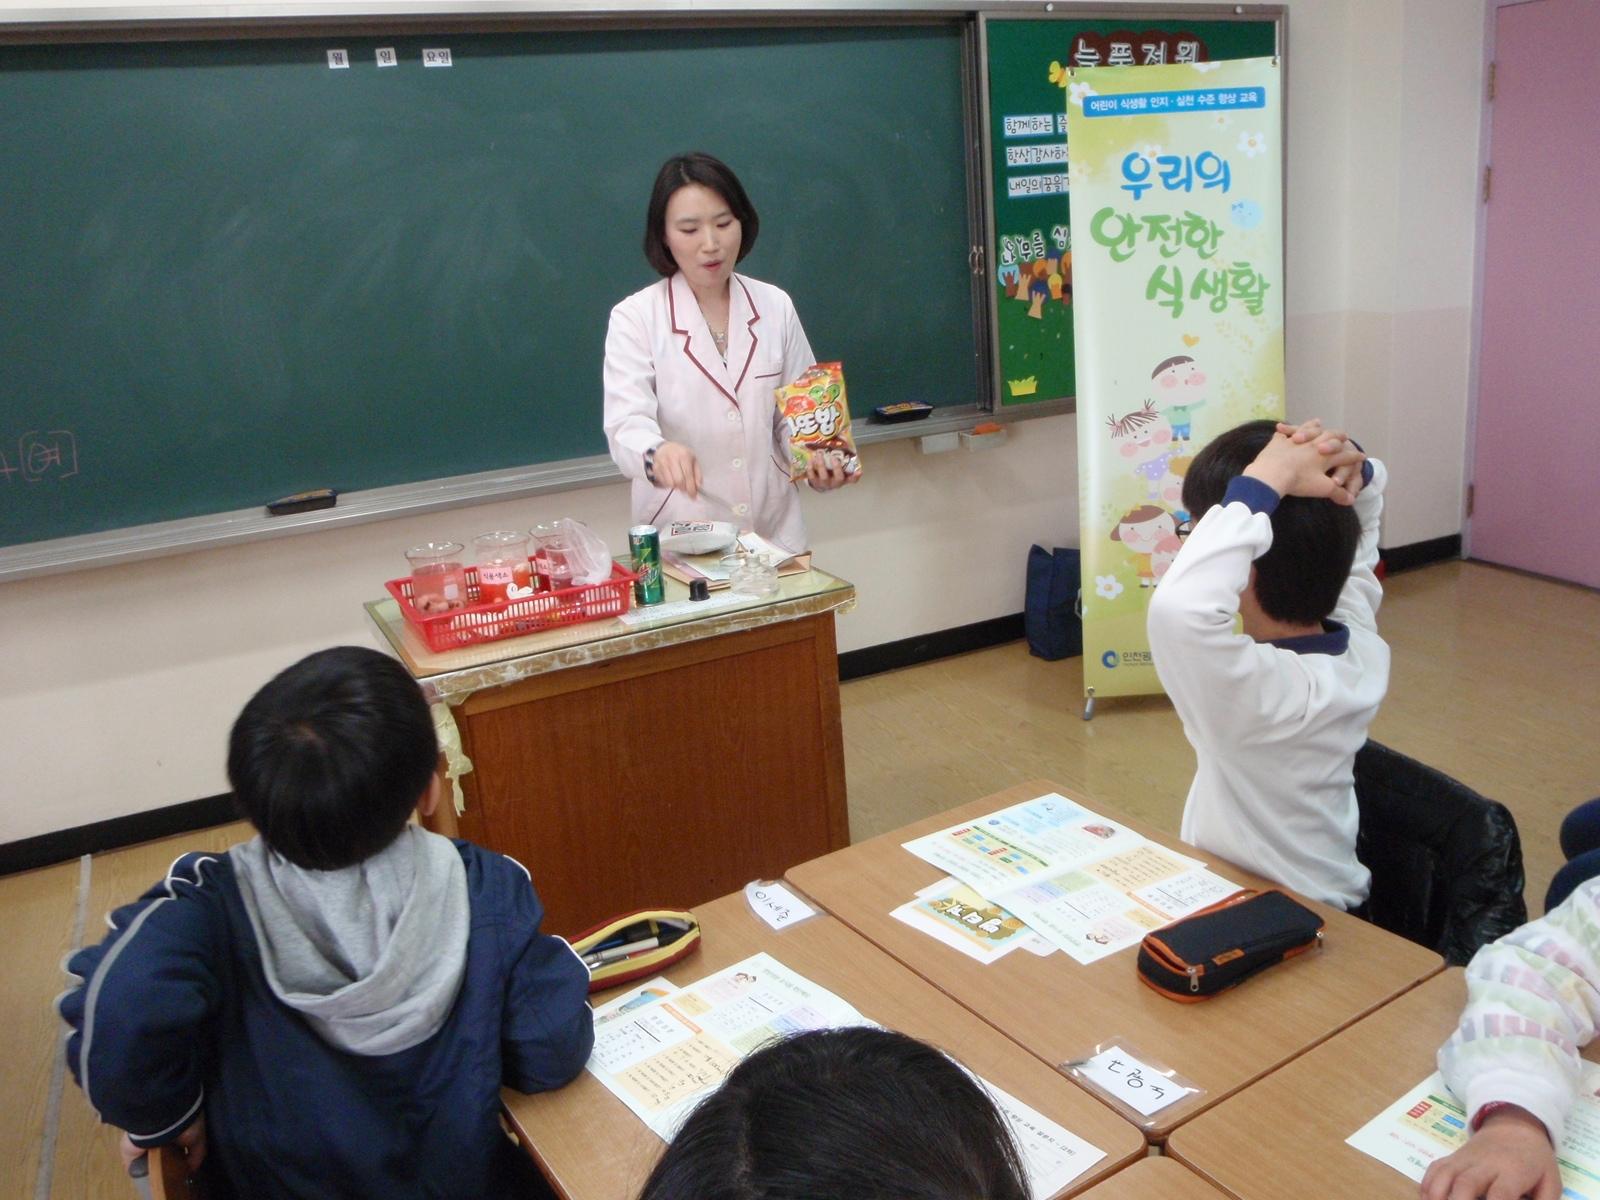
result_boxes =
[367,567,853,938]
[1075,1156,1230,1200]
[784,779,1444,1141]
[1166,968,1600,1199]
[500,890,1146,1200]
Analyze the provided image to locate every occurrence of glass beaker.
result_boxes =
[473,530,532,605]
[531,522,576,593]
[404,542,467,613]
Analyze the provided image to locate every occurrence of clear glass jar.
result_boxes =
[404,541,467,613]
[473,530,532,605]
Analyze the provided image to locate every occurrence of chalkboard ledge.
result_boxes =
[0,453,619,583]
[0,399,1073,582]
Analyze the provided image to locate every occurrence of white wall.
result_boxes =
[0,0,1488,842]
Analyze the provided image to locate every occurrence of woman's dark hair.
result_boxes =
[1183,419,1361,626]
[637,1027,1030,1200]
[643,152,760,277]
[227,646,437,870]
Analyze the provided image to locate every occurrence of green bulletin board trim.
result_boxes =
[979,8,1283,408]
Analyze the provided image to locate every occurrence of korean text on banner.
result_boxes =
[1066,58,1286,700]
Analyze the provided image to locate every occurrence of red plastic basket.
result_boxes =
[385,561,638,652]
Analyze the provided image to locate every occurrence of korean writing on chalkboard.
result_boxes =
[1066,31,1207,68]
[1005,143,1069,168]
[0,431,79,483]
[1006,173,1069,199]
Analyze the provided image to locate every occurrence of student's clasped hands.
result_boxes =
[120,1114,207,1176]
[1241,418,1366,504]
[1419,1105,1561,1200]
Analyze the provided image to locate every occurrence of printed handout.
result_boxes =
[902,792,1240,963]
[1347,1068,1600,1198]
[584,957,1108,1198]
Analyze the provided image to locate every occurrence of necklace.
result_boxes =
[709,326,728,358]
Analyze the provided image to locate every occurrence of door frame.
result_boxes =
[1462,0,1548,562]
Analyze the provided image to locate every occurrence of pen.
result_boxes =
[582,936,660,967]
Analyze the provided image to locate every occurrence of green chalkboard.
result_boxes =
[0,23,975,547]
[981,14,1280,406]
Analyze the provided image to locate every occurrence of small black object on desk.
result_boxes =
[870,401,935,424]
[689,579,710,602]
[266,488,337,516]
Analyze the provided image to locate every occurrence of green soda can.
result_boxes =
[629,524,664,605]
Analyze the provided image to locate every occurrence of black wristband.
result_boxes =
[643,446,658,485]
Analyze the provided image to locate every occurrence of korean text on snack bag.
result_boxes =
[775,362,861,482]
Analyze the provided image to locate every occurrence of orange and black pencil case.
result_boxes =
[1137,888,1324,1001]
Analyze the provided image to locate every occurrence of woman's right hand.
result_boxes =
[652,442,703,500]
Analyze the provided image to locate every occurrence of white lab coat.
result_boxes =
[603,273,816,554]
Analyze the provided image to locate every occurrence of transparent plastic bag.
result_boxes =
[556,518,613,585]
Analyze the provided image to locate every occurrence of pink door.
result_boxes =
[1471,0,1600,588]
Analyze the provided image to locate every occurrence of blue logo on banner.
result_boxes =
[1101,650,1119,669]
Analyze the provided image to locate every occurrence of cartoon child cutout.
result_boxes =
[1106,403,1179,500]
[1152,354,1208,447]
[1027,262,1050,319]
[1110,504,1178,588]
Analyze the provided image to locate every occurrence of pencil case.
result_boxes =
[1136,889,1324,1001]
[570,909,701,993]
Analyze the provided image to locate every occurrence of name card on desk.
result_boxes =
[1073,1046,1194,1117]
[744,881,817,931]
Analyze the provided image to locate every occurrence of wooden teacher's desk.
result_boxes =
[785,779,1444,1140]
[367,568,854,938]
[1167,968,1600,1199]
[502,890,1146,1200]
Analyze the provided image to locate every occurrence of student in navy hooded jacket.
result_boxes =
[58,646,594,1199]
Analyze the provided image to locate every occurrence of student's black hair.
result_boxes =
[1183,419,1361,627]
[636,1027,1030,1200]
[227,646,437,871]
[643,152,760,278]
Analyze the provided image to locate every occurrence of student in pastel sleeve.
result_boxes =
[1146,417,1384,912]
[602,152,856,556]
[636,1026,1029,1200]
[1424,880,1600,1200]
[57,646,594,1200]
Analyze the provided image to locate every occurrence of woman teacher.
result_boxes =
[603,153,856,554]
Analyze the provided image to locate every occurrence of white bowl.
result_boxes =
[661,520,739,556]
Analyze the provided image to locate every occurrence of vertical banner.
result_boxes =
[980,18,1278,409]
[1067,57,1285,701]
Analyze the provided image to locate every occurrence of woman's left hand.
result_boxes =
[806,454,859,492]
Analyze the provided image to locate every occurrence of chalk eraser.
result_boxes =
[872,401,935,424]
[267,488,338,516]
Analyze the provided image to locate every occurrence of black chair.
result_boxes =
[1354,740,1527,966]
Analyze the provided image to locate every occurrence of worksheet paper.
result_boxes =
[890,877,1056,963]
[1347,1068,1600,1198]
[585,957,1107,1198]
[902,793,1240,964]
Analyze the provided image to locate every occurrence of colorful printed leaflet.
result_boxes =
[584,955,1107,1199]
[890,877,1055,964]
[901,793,1240,964]
[1347,1068,1600,1198]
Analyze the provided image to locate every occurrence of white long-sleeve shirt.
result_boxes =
[1438,878,1600,1144]
[1146,461,1389,909]
[602,273,816,554]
